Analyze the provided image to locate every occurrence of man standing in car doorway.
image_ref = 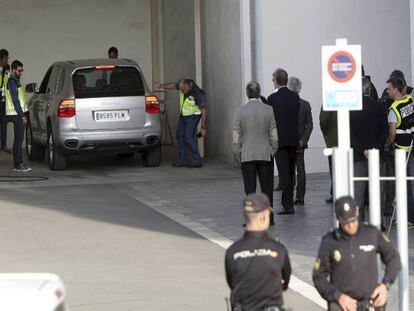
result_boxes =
[108,46,118,59]
[5,60,31,172]
[156,78,207,168]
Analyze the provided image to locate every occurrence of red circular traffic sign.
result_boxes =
[327,51,356,83]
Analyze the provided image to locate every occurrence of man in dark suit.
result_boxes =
[288,77,313,205]
[350,77,388,221]
[267,69,300,215]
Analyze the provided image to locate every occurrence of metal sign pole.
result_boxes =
[332,148,354,227]
[395,149,410,311]
[323,38,361,227]
[368,149,381,229]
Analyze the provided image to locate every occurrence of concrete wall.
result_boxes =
[160,0,196,143]
[201,0,244,161]
[0,0,152,86]
[252,0,412,173]
[0,0,152,148]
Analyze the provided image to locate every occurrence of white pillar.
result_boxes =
[194,0,204,157]
[410,0,414,86]
[240,0,252,95]
[150,0,164,87]
[368,149,381,229]
[395,149,410,311]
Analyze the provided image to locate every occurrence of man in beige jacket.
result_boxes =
[233,81,278,225]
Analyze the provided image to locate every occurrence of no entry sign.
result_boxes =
[322,41,362,111]
[328,51,356,83]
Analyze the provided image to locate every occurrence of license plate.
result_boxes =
[94,110,128,122]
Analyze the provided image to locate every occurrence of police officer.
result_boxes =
[225,193,291,311]
[313,196,400,311]
[6,60,31,172]
[0,49,10,152]
[156,78,207,168]
[386,76,414,225]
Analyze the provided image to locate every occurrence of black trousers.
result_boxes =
[276,146,297,208]
[9,115,25,168]
[0,101,7,149]
[294,150,306,200]
[328,155,333,198]
[241,160,274,207]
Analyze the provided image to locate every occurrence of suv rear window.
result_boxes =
[72,66,145,98]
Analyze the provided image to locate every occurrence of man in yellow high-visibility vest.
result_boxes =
[0,49,10,152]
[156,78,207,168]
[387,76,414,225]
[6,60,31,172]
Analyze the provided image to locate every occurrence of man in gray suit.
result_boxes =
[288,77,313,205]
[233,81,278,225]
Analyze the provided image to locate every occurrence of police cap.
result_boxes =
[243,193,273,213]
[335,196,358,224]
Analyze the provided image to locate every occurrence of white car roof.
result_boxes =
[0,273,66,311]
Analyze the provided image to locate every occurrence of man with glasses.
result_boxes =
[225,193,291,311]
[5,60,31,172]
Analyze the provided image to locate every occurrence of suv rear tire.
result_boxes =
[26,121,46,161]
[47,128,67,170]
[118,152,135,159]
[141,144,161,167]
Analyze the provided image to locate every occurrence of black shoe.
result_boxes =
[13,163,32,173]
[188,162,203,168]
[172,162,187,167]
[294,199,304,205]
[277,207,295,215]
[325,197,333,204]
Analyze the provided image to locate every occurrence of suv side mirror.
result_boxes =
[25,83,38,93]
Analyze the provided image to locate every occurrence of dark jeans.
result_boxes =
[176,115,201,165]
[294,149,306,201]
[276,146,297,208]
[241,160,274,207]
[9,115,25,168]
[0,101,7,149]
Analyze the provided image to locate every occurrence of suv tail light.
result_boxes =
[57,99,76,118]
[146,95,160,114]
[95,65,115,70]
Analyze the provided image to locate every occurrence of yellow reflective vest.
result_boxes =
[0,70,8,102]
[5,77,27,116]
[179,91,201,116]
[390,95,414,150]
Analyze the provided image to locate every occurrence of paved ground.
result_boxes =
[0,147,326,310]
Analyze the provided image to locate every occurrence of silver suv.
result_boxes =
[25,59,161,170]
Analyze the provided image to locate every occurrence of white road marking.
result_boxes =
[120,185,327,309]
